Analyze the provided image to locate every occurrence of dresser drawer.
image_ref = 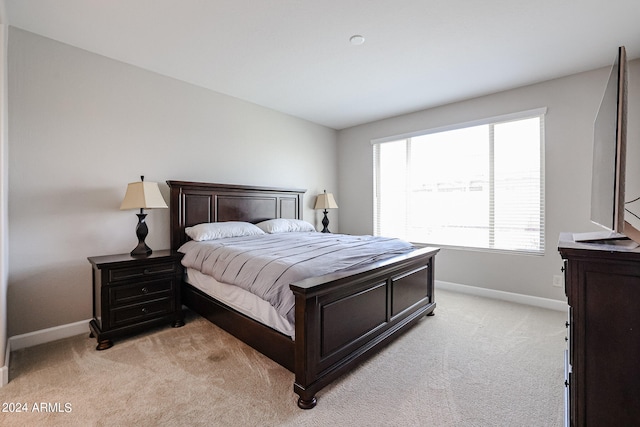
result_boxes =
[109,278,175,306]
[108,261,177,283]
[110,298,174,327]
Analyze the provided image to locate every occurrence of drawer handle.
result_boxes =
[141,308,148,314]
[141,287,148,294]
[143,269,151,275]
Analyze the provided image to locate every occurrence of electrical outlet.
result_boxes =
[553,275,563,288]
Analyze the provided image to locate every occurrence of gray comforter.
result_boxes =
[179,232,413,324]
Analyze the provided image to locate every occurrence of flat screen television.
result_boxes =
[576,46,640,246]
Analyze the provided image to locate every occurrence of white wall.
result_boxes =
[7,28,337,336]
[0,0,8,375]
[337,59,640,301]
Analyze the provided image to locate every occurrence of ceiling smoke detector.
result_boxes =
[349,35,365,45]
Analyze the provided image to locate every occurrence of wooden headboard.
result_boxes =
[166,181,306,249]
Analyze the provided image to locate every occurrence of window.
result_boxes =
[373,108,545,254]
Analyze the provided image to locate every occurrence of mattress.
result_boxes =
[180,232,414,325]
[184,267,295,339]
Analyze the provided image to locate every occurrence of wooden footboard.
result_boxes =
[290,246,438,409]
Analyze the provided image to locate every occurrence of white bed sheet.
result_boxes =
[185,267,295,339]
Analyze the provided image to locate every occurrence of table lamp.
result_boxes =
[120,176,168,256]
[314,190,338,233]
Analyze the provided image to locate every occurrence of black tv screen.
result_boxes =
[590,46,627,235]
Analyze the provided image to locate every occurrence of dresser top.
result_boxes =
[558,232,640,261]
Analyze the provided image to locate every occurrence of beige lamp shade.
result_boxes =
[314,191,338,210]
[120,181,168,210]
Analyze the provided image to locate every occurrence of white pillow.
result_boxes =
[185,221,265,241]
[256,218,316,234]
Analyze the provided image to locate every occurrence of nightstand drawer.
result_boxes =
[108,262,177,283]
[109,278,175,306]
[111,298,174,327]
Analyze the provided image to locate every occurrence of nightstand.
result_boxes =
[88,250,184,350]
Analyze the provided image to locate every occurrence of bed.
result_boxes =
[167,180,439,409]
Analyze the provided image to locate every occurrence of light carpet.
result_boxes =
[0,290,566,426]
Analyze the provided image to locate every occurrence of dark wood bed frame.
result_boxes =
[167,180,439,409]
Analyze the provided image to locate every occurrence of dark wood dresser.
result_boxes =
[88,250,184,350]
[558,233,640,426]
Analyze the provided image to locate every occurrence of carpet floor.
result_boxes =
[0,289,566,426]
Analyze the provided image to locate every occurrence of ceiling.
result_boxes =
[5,0,640,130]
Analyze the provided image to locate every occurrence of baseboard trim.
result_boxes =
[436,280,568,312]
[1,340,8,386]
[8,319,91,352]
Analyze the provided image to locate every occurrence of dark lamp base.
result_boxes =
[130,242,152,257]
[320,210,331,233]
[131,212,153,257]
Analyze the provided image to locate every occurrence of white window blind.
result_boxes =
[373,109,545,254]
